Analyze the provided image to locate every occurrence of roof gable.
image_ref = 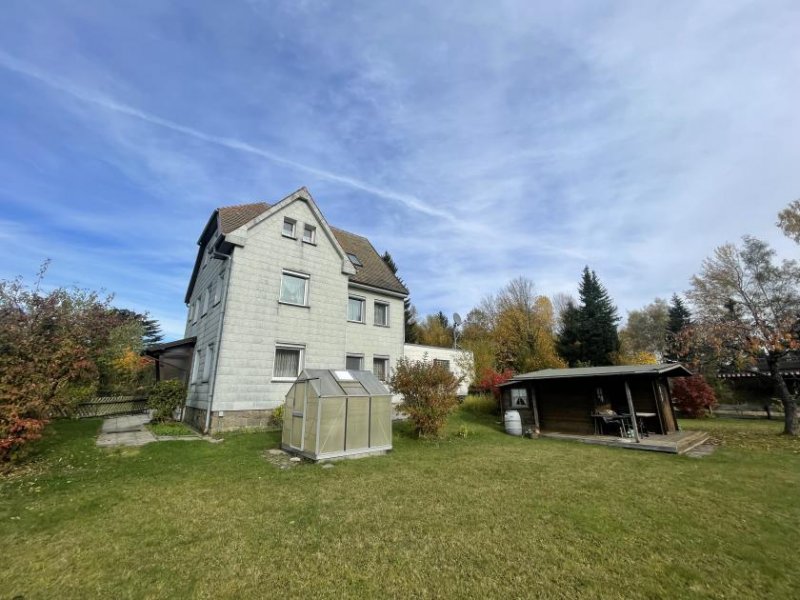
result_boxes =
[187,189,408,298]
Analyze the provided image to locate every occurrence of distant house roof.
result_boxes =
[500,363,692,386]
[212,200,408,296]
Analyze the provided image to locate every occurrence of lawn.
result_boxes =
[2,404,799,599]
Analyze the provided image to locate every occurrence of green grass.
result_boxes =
[1,409,799,599]
[146,421,198,437]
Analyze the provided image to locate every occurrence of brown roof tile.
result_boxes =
[214,202,408,295]
[330,227,408,295]
[218,202,270,234]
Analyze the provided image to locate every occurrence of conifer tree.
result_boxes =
[557,267,620,366]
[381,251,418,343]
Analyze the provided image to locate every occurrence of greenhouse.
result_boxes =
[282,369,393,461]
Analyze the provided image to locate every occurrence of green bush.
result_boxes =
[390,356,461,438]
[269,405,284,428]
[147,380,187,422]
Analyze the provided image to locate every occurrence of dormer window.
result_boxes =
[346,253,362,267]
[303,224,316,244]
[282,218,296,238]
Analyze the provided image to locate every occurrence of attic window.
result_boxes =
[346,253,362,267]
[283,218,296,238]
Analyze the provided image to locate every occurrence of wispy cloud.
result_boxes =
[1,0,798,338]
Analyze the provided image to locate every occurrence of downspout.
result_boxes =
[205,250,234,434]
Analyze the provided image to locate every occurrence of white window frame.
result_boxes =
[510,388,529,408]
[346,354,364,371]
[188,302,195,322]
[373,356,389,382]
[279,270,310,306]
[193,298,201,323]
[273,344,304,381]
[202,344,214,382]
[191,349,202,384]
[374,301,390,327]
[433,359,450,370]
[282,217,297,239]
[302,224,316,244]
[348,296,365,323]
[203,284,212,315]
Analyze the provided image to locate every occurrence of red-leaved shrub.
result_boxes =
[475,368,514,404]
[0,415,46,462]
[390,357,461,437]
[671,374,718,418]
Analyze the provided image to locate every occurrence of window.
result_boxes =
[346,354,364,370]
[191,349,202,384]
[374,301,389,326]
[202,344,214,382]
[203,285,212,314]
[433,359,450,370]
[510,388,529,408]
[192,298,199,323]
[303,224,316,244]
[213,281,221,305]
[373,356,389,381]
[348,296,365,322]
[282,217,296,238]
[274,346,303,380]
[280,271,309,306]
[188,302,195,322]
[346,252,362,267]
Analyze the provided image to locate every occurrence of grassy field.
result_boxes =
[2,401,799,599]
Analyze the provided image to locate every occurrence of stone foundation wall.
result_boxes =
[183,406,279,433]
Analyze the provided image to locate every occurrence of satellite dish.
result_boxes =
[453,313,462,326]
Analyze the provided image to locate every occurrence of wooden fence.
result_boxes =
[73,396,149,419]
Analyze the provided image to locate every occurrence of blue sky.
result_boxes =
[1,1,799,339]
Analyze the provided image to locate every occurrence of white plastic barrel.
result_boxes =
[504,410,523,436]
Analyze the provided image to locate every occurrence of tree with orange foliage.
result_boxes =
[687,236,800,435]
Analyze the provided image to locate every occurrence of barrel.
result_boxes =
[504,410,523,436]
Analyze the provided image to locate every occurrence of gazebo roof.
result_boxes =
[500,363,692,386]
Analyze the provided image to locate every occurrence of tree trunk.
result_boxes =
[767,355,798,436]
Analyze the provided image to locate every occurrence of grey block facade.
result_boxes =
[182,189,407,431]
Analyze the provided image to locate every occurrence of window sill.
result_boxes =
[374,323,390,328]
[282,234,297,240]
[272,377,299,383]
[278,301,310,309]
[302,240,317,246]
[347,319,365,324]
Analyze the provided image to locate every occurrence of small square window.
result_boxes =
[510,388,529,408]
[274,346,303,379]
[433,359,450,370]
[303,224,316,244]
[283,218,296,238]
[374,302,389,327]
[280,272,309,306]
[373,357,389,381]
[348,296,365,322]
[346,253,362,267]
[346,355,364,371]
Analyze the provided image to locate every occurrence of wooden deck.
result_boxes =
[540,430,709,454]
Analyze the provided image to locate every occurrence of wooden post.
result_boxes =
[651,379,665,434]
[530,385,540,434]
[624,380,640,443]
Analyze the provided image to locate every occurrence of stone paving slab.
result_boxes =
[97,429,157,447]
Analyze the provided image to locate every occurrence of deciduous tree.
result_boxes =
[687,236,800,435]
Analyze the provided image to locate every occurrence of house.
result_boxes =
[499,364,708,454]
[172,187,471,433]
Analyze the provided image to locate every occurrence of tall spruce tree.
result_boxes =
[557,267,620,366]
[381,251,419,343]
[665,294,692,360]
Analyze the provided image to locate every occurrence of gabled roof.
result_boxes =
[500,363,692,386]
[330,227,408,295]
[186,192,408,300]
[218,202,270,233]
